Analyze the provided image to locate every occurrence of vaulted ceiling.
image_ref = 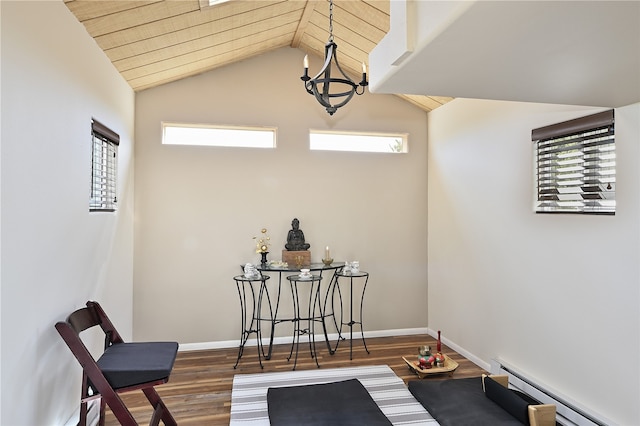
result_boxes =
[64,0,453,112]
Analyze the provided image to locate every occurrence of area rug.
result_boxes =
[230,364,438,425]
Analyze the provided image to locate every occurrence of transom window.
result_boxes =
[310,130,407,153]
[162,122,276,149]
[532,110,615,215]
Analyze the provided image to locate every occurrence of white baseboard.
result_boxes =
[180,327,490,371]
[425,328,491,372]
[178,327,430,352]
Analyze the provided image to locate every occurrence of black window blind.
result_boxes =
[532,110,615,215]
[90,119,119,212]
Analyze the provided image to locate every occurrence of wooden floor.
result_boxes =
[103,334,486,425]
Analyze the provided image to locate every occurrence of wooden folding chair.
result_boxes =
[55,301,178,426]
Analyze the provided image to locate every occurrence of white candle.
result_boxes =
[362,62,367,74]
[304,55,309,69]
[325,246,330,259]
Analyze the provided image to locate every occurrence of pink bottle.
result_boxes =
[436,330,442,353]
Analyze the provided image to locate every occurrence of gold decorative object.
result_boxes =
[282,250,310,266]
[253,228,271,253]
[322,258,333,266]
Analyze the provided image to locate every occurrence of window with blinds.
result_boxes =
[90,119,119,212]
[532,110,615,215]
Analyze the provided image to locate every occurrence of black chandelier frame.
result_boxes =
[300,0,368,115]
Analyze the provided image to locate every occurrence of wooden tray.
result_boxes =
[403,354,459,378]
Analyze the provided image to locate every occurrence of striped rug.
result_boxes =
[230,365,439,425]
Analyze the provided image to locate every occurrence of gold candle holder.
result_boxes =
[322,258,333,266]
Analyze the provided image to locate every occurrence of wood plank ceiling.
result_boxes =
[64,0,452,112]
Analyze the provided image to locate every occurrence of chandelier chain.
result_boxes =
[328,0,334,42]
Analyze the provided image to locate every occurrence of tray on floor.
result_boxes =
[403,354,458,378]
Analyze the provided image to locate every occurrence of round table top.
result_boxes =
[234,274,270,282]
[336,270,368,278]
[285,274,323,282]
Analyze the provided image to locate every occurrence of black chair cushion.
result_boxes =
[96,342,178,389]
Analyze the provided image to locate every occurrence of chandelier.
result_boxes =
[300,0,368,115]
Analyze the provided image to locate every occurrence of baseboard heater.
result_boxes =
[490,359,614,426]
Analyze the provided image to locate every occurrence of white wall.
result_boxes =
[0,1,135,424]
[9,3,637,424]
[134,47,429,344]
[428,98,640,425]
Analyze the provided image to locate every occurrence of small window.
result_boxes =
[532,110,615,215]
[90,119,119,212]
[162,122,276,148]
[310,130,407,153]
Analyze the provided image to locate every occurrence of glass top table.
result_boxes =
[256,262,345,273]
[255,261,346,360]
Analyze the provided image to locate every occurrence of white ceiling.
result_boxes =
[370,1,640,108]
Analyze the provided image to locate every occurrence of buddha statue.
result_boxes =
[285,218,310,251]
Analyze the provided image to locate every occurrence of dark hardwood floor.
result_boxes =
[104,334,487,425]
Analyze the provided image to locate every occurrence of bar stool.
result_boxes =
[233,274,271,368]
[331,270,370,360]
[286,274,323,370]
